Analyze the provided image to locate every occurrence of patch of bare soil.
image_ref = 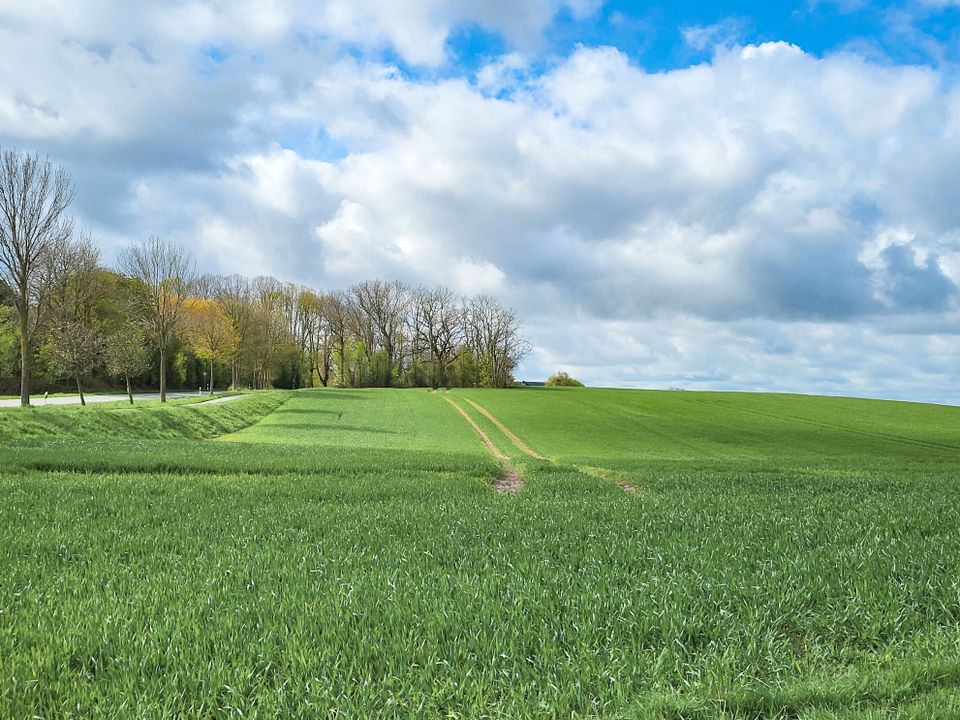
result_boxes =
[494,465,523,493]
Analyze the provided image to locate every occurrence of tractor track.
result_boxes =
[442,395,522,493]
[463,399,546,460]
[450,396,637,495]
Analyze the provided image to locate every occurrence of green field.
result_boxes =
[1,387,959,718]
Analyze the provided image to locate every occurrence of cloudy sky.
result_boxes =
[2,1,959,402]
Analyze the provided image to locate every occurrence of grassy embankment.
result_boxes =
[0,392,285,441]
[1,387,959,718]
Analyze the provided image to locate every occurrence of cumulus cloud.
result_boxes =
[283,43,958,321]
[0,3,958,400]
[531,314,960,404]
[0,0,599,67]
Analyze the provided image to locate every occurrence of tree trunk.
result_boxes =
[125,373,133,405]
[209,357,214,395]
[18,307,30,408]
[159,345,167,402]
[76,376,85,406]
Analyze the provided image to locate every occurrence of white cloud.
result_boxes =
[452,259,507,296]
[476,52,533,95]
[521,314,960,404]
[0,0,595,67]
[313,200,407,279]
[681,18,749,52]
[0,4,958,400]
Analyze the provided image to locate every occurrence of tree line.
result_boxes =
[0,149,529,407]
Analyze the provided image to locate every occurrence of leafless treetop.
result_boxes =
[0,149,75,312]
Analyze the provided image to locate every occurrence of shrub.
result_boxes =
[545,371,584,387]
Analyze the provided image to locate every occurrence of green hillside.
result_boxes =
[1,388,958,718]
[453,387,960,469]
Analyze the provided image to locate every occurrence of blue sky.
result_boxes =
[419,1,960,78]
[1,0,959,402]
[547,1,959,67]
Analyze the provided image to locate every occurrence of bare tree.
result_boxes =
[410,285,463,389]
[0,149,76,406]
[104,327,151,404]
[117,236,195,402]
[249,277,274,389]
[464,295,530,388]
[249,276,290,389]
[51,321,102,405]
[351,279,409,382]
[214,274,256,389]
[49,236,104,404]
[192,273,219,301]
[324,291,353,386]
[48,234,102,325]
[280,283,310,389]
[182,296,238,395]
[300,289,334,387]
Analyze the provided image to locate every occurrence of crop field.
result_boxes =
[1,387,959,718]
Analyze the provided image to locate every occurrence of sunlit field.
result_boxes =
[2,388,959,718]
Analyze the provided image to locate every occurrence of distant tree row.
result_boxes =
[0,149,529,406]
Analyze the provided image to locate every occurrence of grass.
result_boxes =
[1,387,959,717]
[0,391,288,440]
[451,387,960,469]
[0,390,220,401]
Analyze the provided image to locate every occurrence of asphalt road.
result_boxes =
[0,391,226,408]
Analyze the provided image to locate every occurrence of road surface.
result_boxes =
[0,392,230,408]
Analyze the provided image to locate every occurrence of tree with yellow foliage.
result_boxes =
[181,297,237,395]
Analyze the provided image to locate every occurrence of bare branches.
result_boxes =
[103,327,151,404]
[50,320,103,406]
[182,275,528,390]
[181,297,238,394]
[463,295,530,388]
[0,149,75,305]
[0,148,76,405]
[0,150,532,398]
[351,279,409,375]
[410,285,463,388]
[214,274,256,389]
[117,236,195,401]
[47,232,101,326]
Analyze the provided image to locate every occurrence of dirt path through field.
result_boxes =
[462,397,639,494]
[573,465,637,494]
[442,396,522,492]
[464,399,546,460]
[445,394,638,495]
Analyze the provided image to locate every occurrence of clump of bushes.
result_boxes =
[545,371,584,387]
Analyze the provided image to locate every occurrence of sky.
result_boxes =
[1,0,959,403]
